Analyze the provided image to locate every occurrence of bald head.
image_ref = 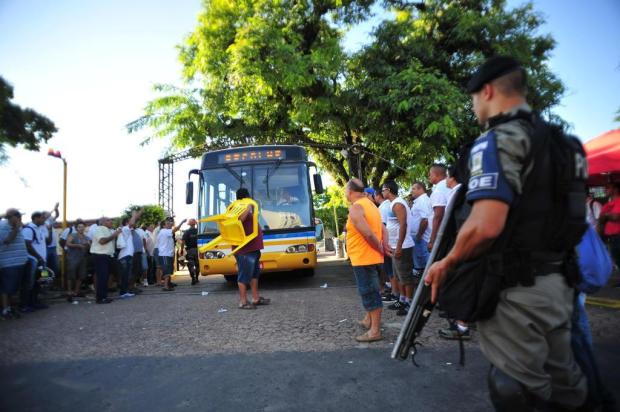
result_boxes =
[347,178,365,193]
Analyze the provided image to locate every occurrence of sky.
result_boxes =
[1,0,619,222]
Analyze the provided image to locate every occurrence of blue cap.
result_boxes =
[364,187,376,196]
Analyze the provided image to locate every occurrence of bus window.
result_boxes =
[253,164,311,229]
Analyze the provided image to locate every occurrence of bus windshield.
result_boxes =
[199,162,312,233]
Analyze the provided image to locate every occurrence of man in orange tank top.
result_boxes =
[345,178,391,342]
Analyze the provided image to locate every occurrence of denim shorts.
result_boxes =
[352,265,382,311]
[235,251,261,285]
[157,256,174,276]
[0,265,24,294]
[413,239,430,271]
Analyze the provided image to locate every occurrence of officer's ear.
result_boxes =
[481,83,494,101]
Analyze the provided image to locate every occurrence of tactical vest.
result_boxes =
[490,112,586,284]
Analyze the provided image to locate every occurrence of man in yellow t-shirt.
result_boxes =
[345,178,391,342]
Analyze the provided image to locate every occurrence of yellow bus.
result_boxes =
[186,145,324,282]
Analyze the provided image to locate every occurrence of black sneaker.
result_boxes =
[388,300,405,310]
[396,304,410,316]
[96,298,113,304]
[381,292,397,303]
[438,323,471,340]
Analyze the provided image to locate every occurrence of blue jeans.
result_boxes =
[46,246,59,278]
[352,265,382,311]
[413,238,429,271]
[93,254,111,301]
[118,256,132,294]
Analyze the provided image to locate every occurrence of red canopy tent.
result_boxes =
[585,129,620,186]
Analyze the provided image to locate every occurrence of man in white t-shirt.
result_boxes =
[156,217,186,291]
[410,181,432,274]
[382,180,415,316]
[116,209,143,298]
[373,189,397,302]
[428,164,451,252]
[22,211,52,310]
[90,217,122,304]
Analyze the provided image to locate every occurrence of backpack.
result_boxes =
[439,112,589,323]
[576,224,613,294]
[25,225,40,244]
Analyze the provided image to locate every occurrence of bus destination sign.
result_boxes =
[218,149,286,164]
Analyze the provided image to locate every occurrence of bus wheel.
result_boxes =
[300,268,315,277]
[224,275,237,284]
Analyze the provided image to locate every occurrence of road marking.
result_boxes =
[586,297,620,309]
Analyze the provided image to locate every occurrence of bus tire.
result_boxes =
[224,274,238,284]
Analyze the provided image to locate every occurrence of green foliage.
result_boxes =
[120,204,166,228]
[0,76,57,163]
[313,184,349,236]
[131,0,565,188]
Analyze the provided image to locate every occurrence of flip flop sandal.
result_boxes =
[239,302,256,310]
[355,332,383,343]
[252,297,271,306]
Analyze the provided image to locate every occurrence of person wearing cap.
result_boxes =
[424,56,587,410]
[181,218,199,285]
[0,209,28,319]
[364,187,376,202]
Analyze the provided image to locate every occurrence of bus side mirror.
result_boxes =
[313,174,324,194]
[186,181,194,204]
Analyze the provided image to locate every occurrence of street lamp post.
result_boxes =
[48,149,67,288]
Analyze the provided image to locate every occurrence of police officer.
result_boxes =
[424,57,588,410]
[181,218,199,285]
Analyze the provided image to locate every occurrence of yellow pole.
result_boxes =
[61,159,67,288]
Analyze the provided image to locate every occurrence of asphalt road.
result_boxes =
[1,254,619,412]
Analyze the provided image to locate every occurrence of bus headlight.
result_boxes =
[216,251,226,259]
[285,244,314,253]
[205,252,215,259]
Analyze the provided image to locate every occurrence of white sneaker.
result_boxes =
[143,280,148,287]
[120,293,135,298]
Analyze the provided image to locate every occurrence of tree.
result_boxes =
[121,204,166,228]
[130,0,564,187]
[313,185,349,237]
[0,76,57,163]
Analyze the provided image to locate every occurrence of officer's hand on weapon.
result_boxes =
[424,256,454,304]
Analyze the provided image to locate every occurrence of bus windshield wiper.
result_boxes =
[223,164,244,185]
[265,159,283,198]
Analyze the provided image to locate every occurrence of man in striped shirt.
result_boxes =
[0,209,28,319]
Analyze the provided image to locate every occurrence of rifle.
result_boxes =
[391,185,462,365]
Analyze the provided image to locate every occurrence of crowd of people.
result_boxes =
[344,56,620,410]
[0,206,200,317]
[341,163,463,342]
